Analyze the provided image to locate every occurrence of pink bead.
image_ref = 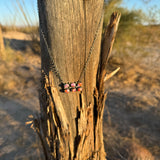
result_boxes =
[77,87,82,92]
[64,89,70,93]
[71,88,76,92]
[77,82,82,87]
[70,82,76,88]
[64,83,69,89]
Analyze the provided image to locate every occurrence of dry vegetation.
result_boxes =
[0,29,43,159]
[103,24,160,159]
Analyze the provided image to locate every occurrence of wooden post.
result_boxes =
[34,0,120,159]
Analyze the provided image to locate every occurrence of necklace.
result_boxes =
[40,12,103,93]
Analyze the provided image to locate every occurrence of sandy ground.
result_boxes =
[0,31,160,159]
[103,42,160,159]
[0,96,43,159]
[0,31,43,159]
[3,32,31,41]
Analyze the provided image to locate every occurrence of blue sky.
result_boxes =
[121,0,160,22]
[0,0,159,26]
[0,0,38,26]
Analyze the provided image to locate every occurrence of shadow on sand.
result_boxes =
[0,95,44,160]
[103,91,160,158]
[3,38,40,54]
[4,38,32,51]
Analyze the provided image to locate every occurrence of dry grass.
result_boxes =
[1,0,40,55]
[103,25,160,159]
[104,126,155,160]
[0,30,42,159]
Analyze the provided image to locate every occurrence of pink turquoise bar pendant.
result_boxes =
[63,82,82,93]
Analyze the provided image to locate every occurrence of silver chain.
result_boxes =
[39,4,103,84]
[78,12,103,82]
[40,30,63,83]
[38,0,63,83]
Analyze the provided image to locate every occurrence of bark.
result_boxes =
[34,0,120,159]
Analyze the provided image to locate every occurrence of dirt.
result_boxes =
[103,43,160,159]
[3,31,31,41]
[0,31,43,160]
[0,30,160,159]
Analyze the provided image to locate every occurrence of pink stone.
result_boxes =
[64,89,70,93]
[77,87,82,92]
[70,82,76,88]
[77,82,82,87]
[71,88,76,92]
[64,83,69,89]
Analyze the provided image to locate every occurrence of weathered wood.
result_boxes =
[36,0,121,159]
[104,67,120,82]
[98,12,121,95]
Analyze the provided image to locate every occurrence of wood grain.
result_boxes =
[37,0,120,159]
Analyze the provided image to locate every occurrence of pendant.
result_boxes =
[63,82,82,93]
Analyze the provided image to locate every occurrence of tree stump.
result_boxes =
[33,0,121,159]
